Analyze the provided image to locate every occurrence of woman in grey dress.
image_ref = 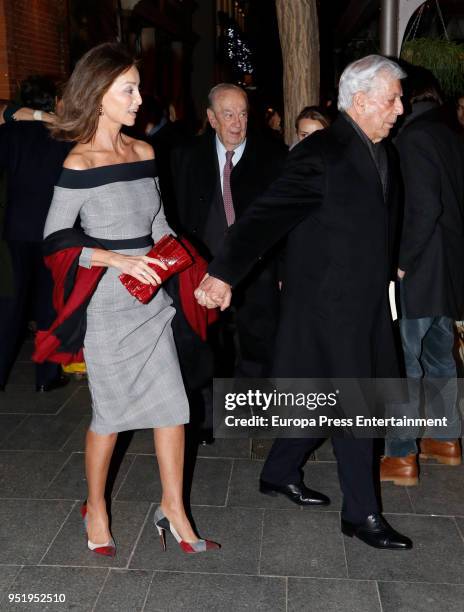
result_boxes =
[45,43,219,555]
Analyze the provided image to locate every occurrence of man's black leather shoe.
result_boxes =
[36,374,70,393]
[259,480,330,506]
[341,513,413,550]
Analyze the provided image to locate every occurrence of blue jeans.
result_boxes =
[385,314,460,457]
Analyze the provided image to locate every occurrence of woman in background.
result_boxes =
[294,106,331,143]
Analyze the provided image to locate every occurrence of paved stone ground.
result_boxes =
[1,341,464,611]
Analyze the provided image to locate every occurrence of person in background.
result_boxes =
[0,76,72,392]
[0,75,58,125]
[134,94,189,226]
[455,94,464,138]
[0,80,57,297]
[0,100,55,124]
[171,84,287,443]
[294,106,331,142]
[380,69,464,485]
[264,107,284,141]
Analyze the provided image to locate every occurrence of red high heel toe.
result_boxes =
[80,503,116,557]
[153,507,220,554]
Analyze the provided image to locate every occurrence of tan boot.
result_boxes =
[380,454,419,486]
[419,439,461,466]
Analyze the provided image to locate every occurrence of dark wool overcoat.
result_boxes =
[396,105,464,320]
[171,130,287,381]
[209,116,401,378]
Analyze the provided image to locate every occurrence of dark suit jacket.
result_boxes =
[146,120,190,227]
[396,105,464,319]
[209,115,401,378]
[171,129,287,252]
[0,121,73,242]
[171,129,287,379]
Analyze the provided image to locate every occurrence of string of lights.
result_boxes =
[224,19,253,74]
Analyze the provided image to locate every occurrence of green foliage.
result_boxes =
[401,38,464,97]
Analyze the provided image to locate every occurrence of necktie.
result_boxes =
[223,150,235,226]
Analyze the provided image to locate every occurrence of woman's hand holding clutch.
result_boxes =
[118,235,194,304]
[112,252,168,286]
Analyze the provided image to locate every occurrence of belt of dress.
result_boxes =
[91,234,153,250]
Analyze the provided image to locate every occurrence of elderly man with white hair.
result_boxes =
[195,55,412,550]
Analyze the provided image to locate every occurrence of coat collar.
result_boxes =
[330,115,389,204]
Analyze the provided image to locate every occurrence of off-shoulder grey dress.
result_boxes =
[44,160,189,434]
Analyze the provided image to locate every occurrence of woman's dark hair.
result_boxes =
[295,106,331,130]
[51,42,136,142]
[405,65,443,106]
[20,75,56,112]
[265,107,281,123]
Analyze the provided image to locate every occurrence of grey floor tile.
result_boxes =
[124,433,251,458]
[125,429,155,454]
[145,571,286,611]
[112,455,160,503]
[455,517,464,542]
[228,459,342,510]
[196,438,251,459]
[129,506,262,575]
[41,501,150,568]
[0,499,73,564]
[116,456,232,506]
[7,362,35,386]
[0,385,76,415]
[186,458,232,506]
[15,340,34,363]
[60,416,91,452]
[0,451,69,498]
[313,439,336,461]
[408,464,464,516]
[43,452,134,500]
[2,565,107,611]
[379,481,415,514]
[378,580,464,612]
[0,415,26,445]
[345,514,464,583]
[260,509,346,578]
[288,577,381,612]
[56,386,92,417]
[1,408,84,451]
[94,569,152,612]
[0,566,22,598]
[250,439,274,460]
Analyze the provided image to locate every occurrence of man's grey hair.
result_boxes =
[207,83,248,109]
[338,55,406,111]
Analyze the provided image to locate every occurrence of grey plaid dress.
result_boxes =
[44,159,189,434]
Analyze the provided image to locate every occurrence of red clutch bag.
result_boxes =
[119,234,193,303]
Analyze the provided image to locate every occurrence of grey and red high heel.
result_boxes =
[80,502,116,557]
[154,507,220,554]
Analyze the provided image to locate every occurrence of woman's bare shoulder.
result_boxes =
[63,148,93,170]
[130,137,155,161]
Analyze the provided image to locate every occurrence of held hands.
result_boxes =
[112,253,168,285]
[194,273,232,311]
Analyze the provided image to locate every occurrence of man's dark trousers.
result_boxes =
[0,241,60,387]
[261,437,379,523]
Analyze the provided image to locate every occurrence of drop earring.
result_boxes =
[98,105,104,116]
